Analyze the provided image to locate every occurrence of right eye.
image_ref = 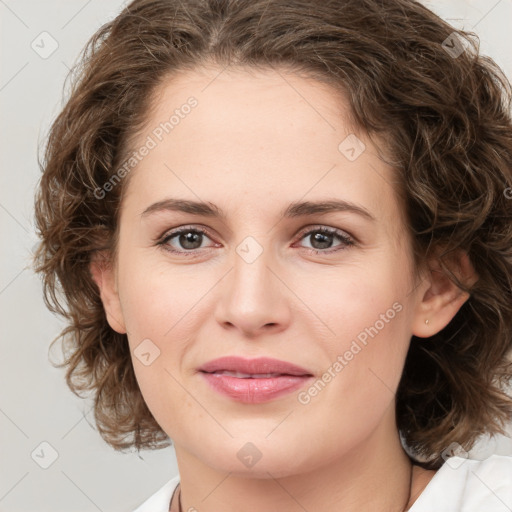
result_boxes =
[157,226,219,256]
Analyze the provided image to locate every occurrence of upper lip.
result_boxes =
[199,356,313,376]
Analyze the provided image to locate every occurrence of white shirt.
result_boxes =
[132,454,512,512]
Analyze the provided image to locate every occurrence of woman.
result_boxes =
[33,0,512,510]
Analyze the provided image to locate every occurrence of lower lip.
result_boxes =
[200,372,312,403]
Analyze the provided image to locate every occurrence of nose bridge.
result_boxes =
[231,234,276,306]
[215,233,290,335]
[239,242,268,283]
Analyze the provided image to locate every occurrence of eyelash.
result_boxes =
[156,225,355,257]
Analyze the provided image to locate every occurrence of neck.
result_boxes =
[173,414,419,512]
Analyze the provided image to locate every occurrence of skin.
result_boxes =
[91,66,474,512]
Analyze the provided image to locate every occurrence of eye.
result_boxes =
[157,226,217,256]
[295,226,355,254]
[156,225,355,257]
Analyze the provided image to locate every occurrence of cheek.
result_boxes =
[304,256,413,400]
[118,256,203,339]
[309,258,411,347]
[120,269,201,433]
[117,259,212,405]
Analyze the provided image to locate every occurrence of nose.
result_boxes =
[214,243,291,338]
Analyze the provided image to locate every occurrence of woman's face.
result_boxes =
[101,66,431,476]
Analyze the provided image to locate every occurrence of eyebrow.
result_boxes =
[140,198,375,221]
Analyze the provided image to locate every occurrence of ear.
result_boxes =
[412,249,478,338]
[89,250,127,334]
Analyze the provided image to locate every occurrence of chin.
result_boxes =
[192,436,323,479]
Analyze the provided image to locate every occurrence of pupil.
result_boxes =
[312,232,332,249]
[180,231,202,249]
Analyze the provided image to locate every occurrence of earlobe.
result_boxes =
[412,250,477,338]
[89,251,127,334]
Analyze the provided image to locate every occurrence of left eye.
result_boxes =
[296,227,354,253]
[157,226,354,255]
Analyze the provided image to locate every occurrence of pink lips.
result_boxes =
[198,356,313,404]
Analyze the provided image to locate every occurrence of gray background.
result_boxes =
[1,1,511,511]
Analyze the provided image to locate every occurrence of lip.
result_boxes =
[198,356,314,404]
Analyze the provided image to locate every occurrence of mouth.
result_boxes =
[202,370,300,378]
[198,356,313,377]
[198,356,314,403]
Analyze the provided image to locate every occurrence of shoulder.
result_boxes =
[410,454,512,512]
[132,474,180,512]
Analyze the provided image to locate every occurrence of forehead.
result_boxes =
[121,66,403,235]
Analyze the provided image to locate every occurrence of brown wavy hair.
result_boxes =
[33,0,512,469]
